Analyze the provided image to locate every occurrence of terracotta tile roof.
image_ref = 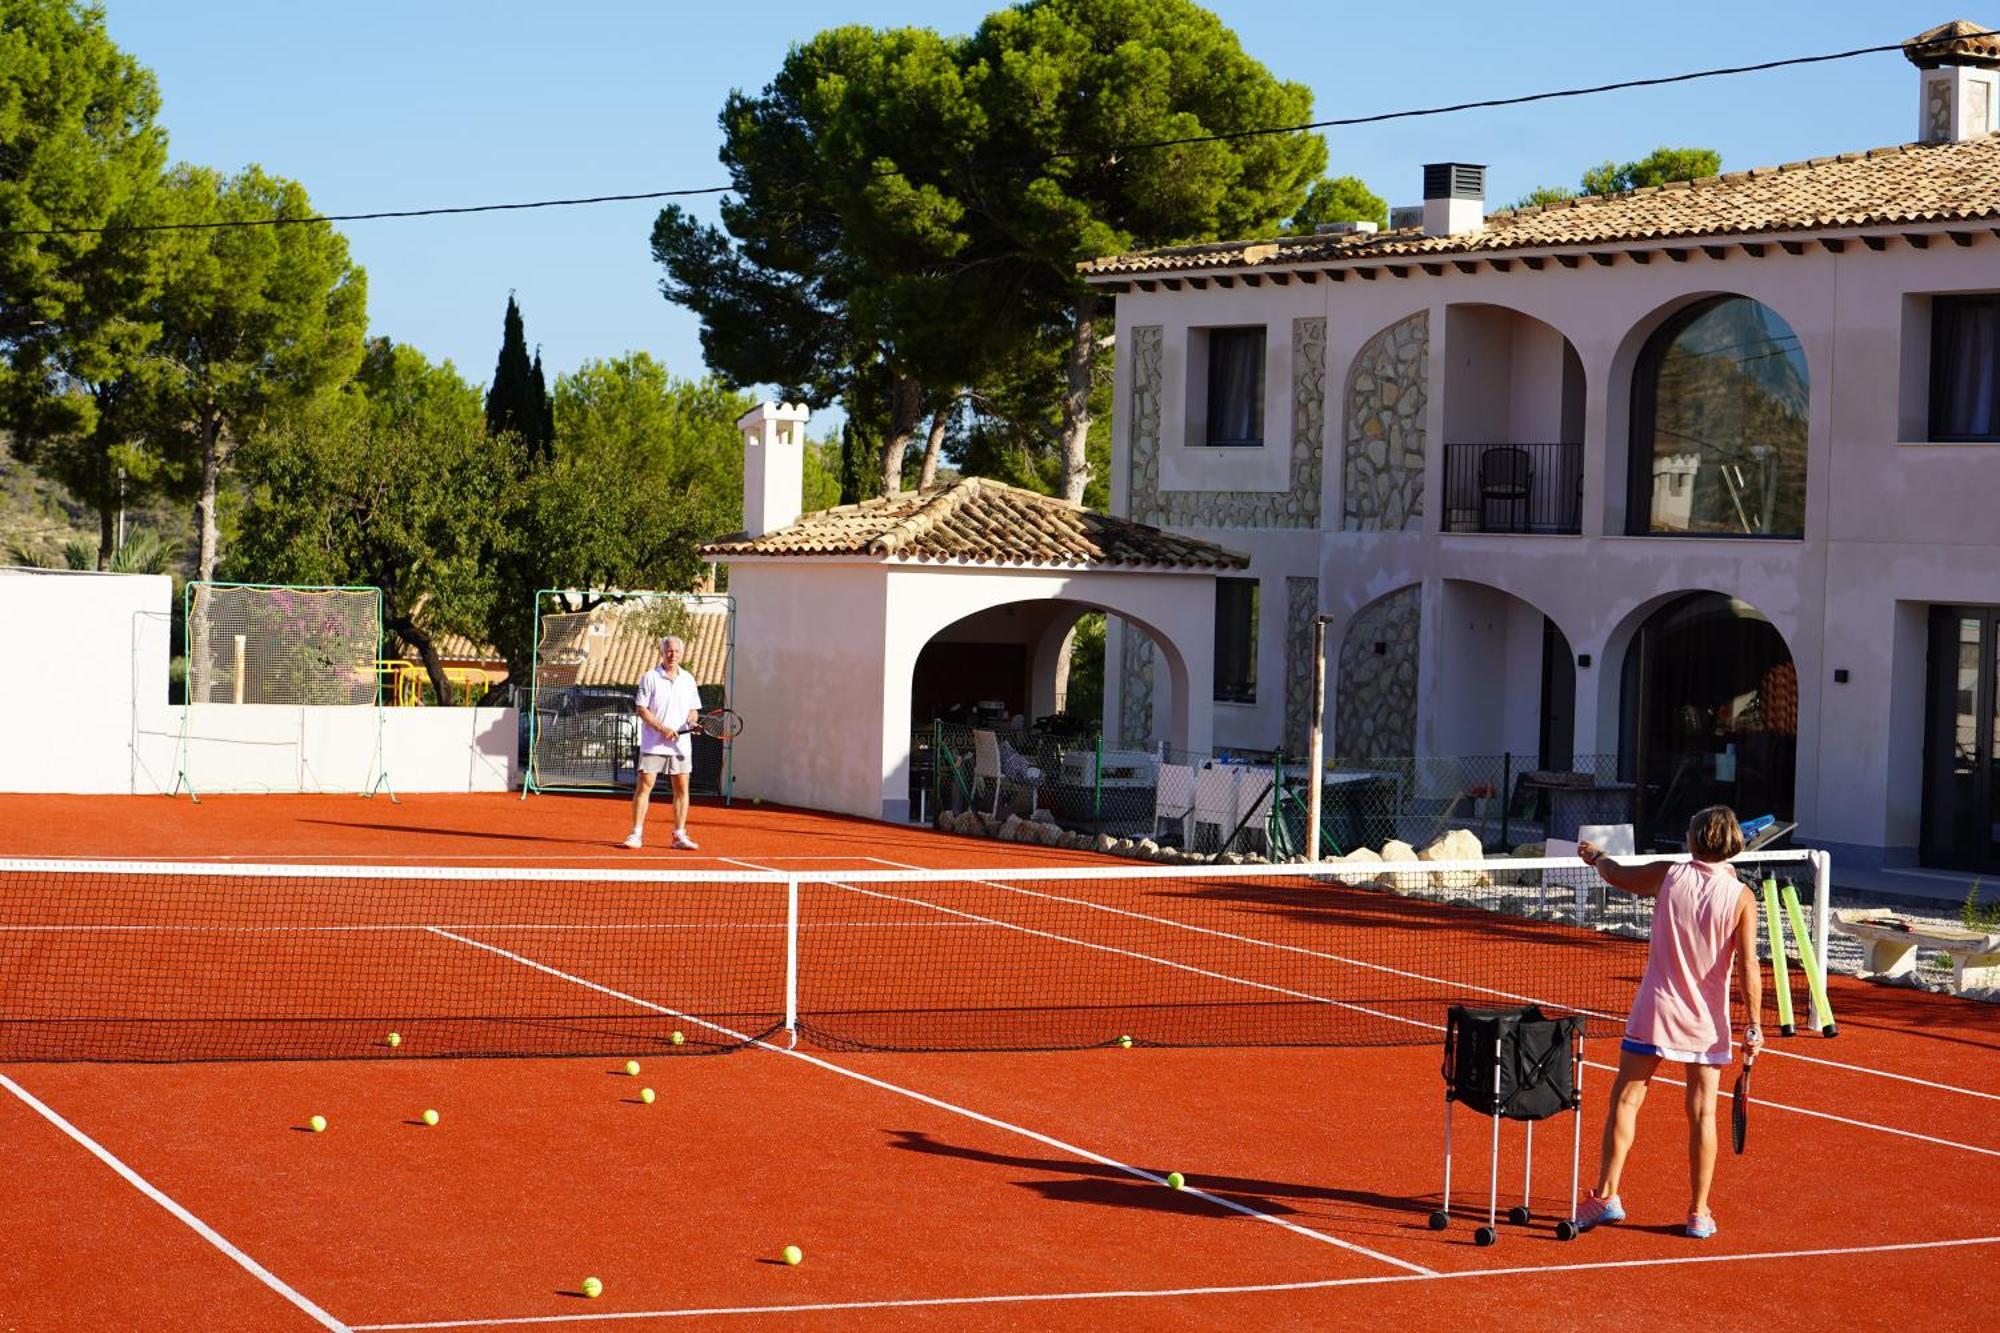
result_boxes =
[701,476,1249,570]
[1080,133,2000,278]
[1904,18,2000,65]
[533,599,732,690]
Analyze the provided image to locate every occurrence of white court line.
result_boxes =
[859,856,2000,1103]
[842,859,2000,1160]
[345,1234,2000,1329]
[424,925,1430,1278]
[0,1072,350,1332]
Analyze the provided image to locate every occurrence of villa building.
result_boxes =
[1079,21,2000,891]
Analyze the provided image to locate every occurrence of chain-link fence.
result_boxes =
[918,723,1629,860]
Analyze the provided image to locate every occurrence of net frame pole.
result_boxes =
[1306,614,1330,862]
[784,874,800,1044]
[1812,849,1832,1018]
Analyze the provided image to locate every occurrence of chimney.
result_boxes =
[1422,163,1486,237]
[736,401,810,538]
[1905,20,2000,143]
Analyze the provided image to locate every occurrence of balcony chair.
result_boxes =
[1479,446,1534,533]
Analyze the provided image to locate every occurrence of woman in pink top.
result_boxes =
[1574,806,1764,1239]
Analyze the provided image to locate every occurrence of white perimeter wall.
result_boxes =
[0,567,514,794]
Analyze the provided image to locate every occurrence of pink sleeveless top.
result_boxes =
[1626,859,1744,1062]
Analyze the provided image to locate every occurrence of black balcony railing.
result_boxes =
[1443,442,1583,534]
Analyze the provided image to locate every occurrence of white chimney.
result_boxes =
[1422,162,1486,237]
[736,401,810,538]
[1905,20,2000,143]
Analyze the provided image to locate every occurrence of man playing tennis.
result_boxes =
[1574,806,1764,1239]
[623,635,703,851]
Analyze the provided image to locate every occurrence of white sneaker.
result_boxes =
[621,832,644,850]
[671,830,699,850]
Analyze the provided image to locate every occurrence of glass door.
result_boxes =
[1923,608,2000,873]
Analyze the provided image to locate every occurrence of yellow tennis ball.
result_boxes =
[639,1087,656,1105]
[1165,1171,1185,1190]
[308,1114,327,1133]
[421,1108,439,1127]
[386,1032,401,1048]
[781,1245,803,1266]
[752,797,761,805]
[1116,1035,1133,1048]
[580,1276,603,1299]
[670,1031,685,1046]
[624,1059,641,1076]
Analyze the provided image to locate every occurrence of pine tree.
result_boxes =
[485,295,545,460]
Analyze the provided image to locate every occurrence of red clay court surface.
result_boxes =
[1,792,1996,1331]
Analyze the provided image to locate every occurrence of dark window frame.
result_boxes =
[1929,294,2000,443]
[1204,326,1266,448]
[1213,577,1258,704]
[1625,296,1808,540]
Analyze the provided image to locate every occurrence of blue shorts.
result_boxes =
[1621,1037,1729,1066]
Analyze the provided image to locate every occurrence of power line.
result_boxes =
[3,26,1990,240]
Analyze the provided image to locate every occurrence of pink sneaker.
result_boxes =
[1685,1211,1717,1239]
[671,830,699,850]
[1574,1192,1625,1232]
[621,832,643,850]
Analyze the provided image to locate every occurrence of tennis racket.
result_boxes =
[1731,1048,1754,1154]
[676,707,744,742]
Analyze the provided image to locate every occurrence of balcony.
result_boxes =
[1443,442,1584,535]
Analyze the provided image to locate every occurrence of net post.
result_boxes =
[1305,614,1328,862]
[1811,849,1832,1029]
[784,874,800,1043]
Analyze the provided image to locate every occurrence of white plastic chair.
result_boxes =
[973,729,1039,816]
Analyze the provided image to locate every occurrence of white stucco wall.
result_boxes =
[0,569,171,794]
[1101,222,2000,886]
[724,558,1222,822]
[131,704,517,795]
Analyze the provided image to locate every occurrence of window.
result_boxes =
[1205,327,1265,446]
[1627,296,1808,537]
[1931,296,2000,441]
[1214,578,1258,703]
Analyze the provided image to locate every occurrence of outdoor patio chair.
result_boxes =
[1479,446,1533,532]
[973,728,1039,816]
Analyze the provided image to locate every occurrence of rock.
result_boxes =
[1322,847,1382,885]
[1136,839,1160,859]
[1030,809,1059,825]
[997,814,1024,842]
[1112,838,1135,856]
[1095,833,1118,854]
[1377,840,1425,892]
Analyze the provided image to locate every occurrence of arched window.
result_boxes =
[1628,297,1808,537]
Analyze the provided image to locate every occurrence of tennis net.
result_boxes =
[0,851,1824,1061]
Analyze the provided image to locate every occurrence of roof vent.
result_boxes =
[1389,204,1424,231]
[1313,220,1380,236]
[1421,162,1486,237]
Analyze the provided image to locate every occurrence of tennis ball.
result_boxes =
[421,1108,439,1127]
[670,1031,685,1046]
[580,1276,603,1299]
[624,1059,641,1076]
[639,1087,656,1105]
[1165,1171,1185,1190]
[386,1032,401,1048]
[781,1245,803,1266]
[1116,1035,1133,1048]
[308,1114,327,1133]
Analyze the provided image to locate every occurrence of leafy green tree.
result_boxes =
[1510,184,1579,211]
[1286,176,1389,233]
[147,164,368,583]
[485,294,552,461]
[958,0,1327,500]
[0,0,172,567]
[228,344,508,700]
[1581,146,1721,196]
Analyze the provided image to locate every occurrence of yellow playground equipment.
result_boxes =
[376,659,492,707]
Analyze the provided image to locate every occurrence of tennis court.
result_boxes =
[2,793,1996,1330]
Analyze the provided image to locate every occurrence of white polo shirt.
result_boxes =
[635,665,703,759]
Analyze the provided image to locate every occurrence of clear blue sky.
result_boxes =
[101,1,1967,397]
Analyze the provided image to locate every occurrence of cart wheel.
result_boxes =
[1555,1220,1579,1241]
[1507,1205,1531,1226]
[1427,1209,1449,1231]
[1474,1226,1497,1247]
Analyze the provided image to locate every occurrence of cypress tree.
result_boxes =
[529,348,555,460]
[485,295,543,459]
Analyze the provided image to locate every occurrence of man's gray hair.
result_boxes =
[660,634,686,653]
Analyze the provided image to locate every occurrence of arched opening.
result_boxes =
[1620,592,1796,847]
[1627,296,1808,537]
[1442,305,1587,533]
